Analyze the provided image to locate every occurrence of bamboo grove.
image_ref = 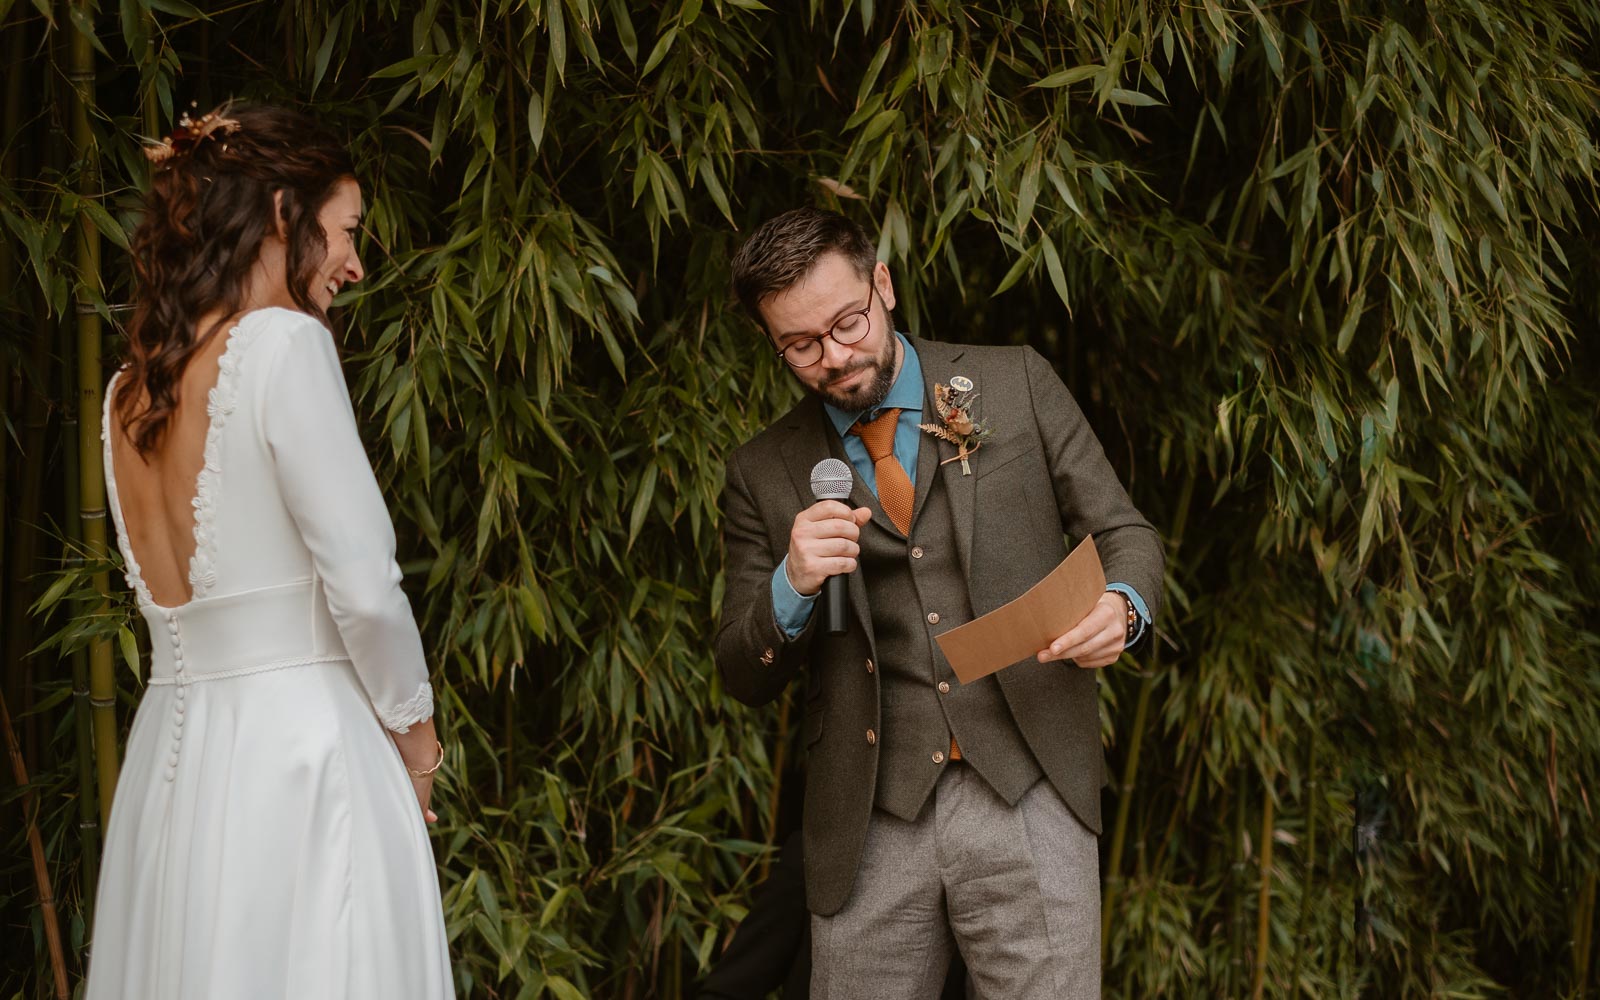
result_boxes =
[3,1,1598,996]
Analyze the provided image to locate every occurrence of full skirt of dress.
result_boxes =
[85,658,454,1000]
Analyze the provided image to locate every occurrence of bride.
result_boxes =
[86,104,454,999]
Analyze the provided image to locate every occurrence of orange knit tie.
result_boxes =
[852,408,914,535]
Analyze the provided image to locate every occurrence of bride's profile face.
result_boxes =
[310,178,364,311]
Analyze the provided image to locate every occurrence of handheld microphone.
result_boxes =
[809,459,854,635]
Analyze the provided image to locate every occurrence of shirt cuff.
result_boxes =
[1106,583,1151,646]
[772,557,819,638]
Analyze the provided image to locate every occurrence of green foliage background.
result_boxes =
[3,0,1599,996]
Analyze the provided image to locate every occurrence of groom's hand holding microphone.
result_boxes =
[784,501,872,594]
[785,460,871,635]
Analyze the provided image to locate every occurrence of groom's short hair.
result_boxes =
[730,208,877,322]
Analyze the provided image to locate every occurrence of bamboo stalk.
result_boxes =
[1,5,27,553]
[6,296,53,770]
[1101,662,1155,961]
[1,686,71,999]
[1,9,36,776]
[62,309,101,919]
[1102,470,1194,958]
[1289,614,1324,993]
[1287,739,1319,993]
[67,0,119,827]
[1574,871,1596,999]
[0,12,24,716]
[1250,778,1276,999]
[1227,780,1248,996]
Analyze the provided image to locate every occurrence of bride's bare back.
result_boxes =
[108,319,235,608]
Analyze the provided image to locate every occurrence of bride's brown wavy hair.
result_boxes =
[116,103,355,455]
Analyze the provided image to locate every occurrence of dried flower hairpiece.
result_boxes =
[144,103,241,165]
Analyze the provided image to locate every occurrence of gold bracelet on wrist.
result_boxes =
[406,740,444,778]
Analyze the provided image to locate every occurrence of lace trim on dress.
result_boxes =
[379,681,434,734]
[102,371,154,607]
[187,322,255,600]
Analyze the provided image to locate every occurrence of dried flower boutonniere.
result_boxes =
[920,381,992,475]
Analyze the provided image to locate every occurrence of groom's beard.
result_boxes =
[814,336,898,412]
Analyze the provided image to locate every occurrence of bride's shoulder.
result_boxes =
[237,306,332,344]
[235,307,338,368]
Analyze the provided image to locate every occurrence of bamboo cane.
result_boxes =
[1251,778,1276,999]
[5,298,52,770]
[61,307,101,918]
[1574,871,1596,998]
[0,10,32,772]
[1,686,71,999]
[1101,470,1194,959]
[0,14,24,718]
[67,0,119,827]
[1288,738,1319,992]
[1227,781,1248,996]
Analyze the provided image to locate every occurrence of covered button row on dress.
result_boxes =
[166,610,187,782]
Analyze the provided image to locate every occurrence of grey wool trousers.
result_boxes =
[810,765,1101,999]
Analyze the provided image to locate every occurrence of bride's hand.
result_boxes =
[392,720,442,824]
[409,772,438,824]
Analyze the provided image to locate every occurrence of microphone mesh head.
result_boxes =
[810,458,853,501]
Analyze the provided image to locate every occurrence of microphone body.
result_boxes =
[809,459,854,636]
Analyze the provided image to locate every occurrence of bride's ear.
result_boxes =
[270,190,289,240]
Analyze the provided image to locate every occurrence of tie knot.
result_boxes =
[852,407,901,460]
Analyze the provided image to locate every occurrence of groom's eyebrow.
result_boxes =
[776,299,863,345]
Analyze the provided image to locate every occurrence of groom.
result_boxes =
[714,208,1164,998]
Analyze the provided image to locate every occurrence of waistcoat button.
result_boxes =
[938,681,950,694]
[865,658,875,674]
[932,751,945,764]
[926,612,940,625]
[866,728,877,746]
[911,546,924,559]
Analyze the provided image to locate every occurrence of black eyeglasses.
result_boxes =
[776,284,876,369]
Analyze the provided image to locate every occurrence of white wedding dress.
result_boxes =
[86,307,455,999]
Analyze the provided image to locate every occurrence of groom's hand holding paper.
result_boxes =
[934,536,1109,684]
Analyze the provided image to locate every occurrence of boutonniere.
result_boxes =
[920,379,992,475]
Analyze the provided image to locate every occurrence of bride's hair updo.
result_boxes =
[117,103,356,455]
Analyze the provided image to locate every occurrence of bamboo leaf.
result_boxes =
[1108,88,1162,107]
[641,26,678,77]
[1040,234,1070,311]
[1032,64,1102,89]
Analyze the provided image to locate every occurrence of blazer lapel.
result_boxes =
[912,337,976,581]
[778,396,836,504]
[909,391,938,530]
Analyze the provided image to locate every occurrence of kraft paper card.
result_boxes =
[935,536,1107,684]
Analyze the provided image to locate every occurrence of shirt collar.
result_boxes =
[823,332,923,438]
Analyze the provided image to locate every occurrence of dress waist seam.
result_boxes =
[147,653,350,685]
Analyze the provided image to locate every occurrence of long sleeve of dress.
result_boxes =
[259,318,433,733]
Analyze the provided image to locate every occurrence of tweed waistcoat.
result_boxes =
[860,465,1043,821]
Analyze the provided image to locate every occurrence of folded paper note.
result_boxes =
[935,536,1106,684]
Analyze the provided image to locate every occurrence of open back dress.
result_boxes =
[86,307,454,999]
